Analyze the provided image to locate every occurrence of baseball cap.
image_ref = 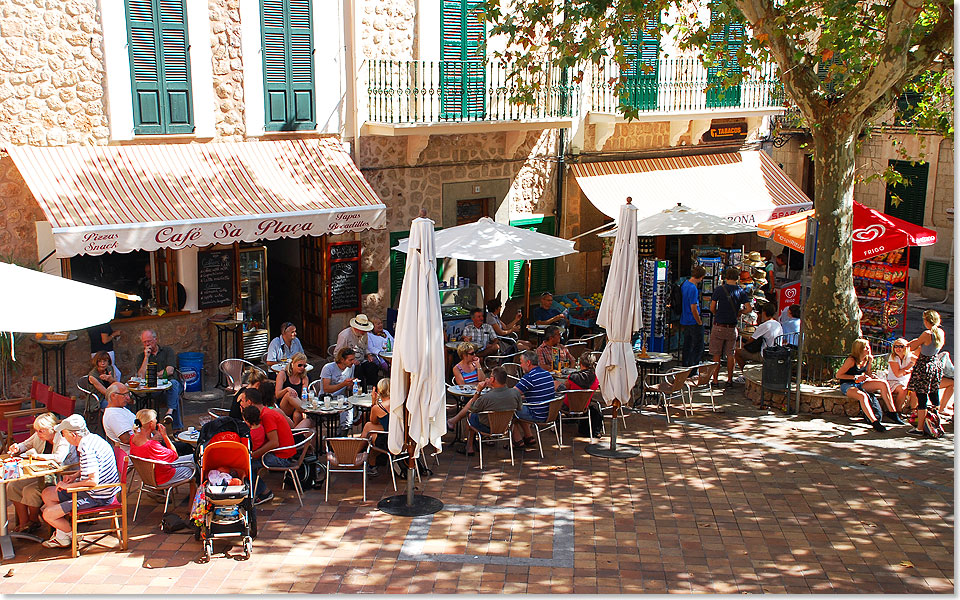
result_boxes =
[55,414,88,433]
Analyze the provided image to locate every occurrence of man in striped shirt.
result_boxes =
[39,414,120,549]
[512,350,557,447]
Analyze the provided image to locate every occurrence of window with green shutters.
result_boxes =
[507,217,556,299]
[621,16,660,112]
[389,230,446,306]
[884,160,929,270]
[261,0,315,131]
[706,5,744,108]
[125,0,194,134]
[440,0,486,120]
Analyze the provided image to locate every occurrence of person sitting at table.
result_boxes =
[486,297,532,352]
[135,329,184,430]
[39,414,120,549]
[511,351,556,448]
[452,342,487,386]
[88,351,118,407]
[321,348,360,435]
[87,323,122,379]
[534,292,567,327]
[129,408,197,500]
[563,354,603,437]
[238,387,300,504]
[6,412,77,534]
[336,314,381,388]
[266,322,305,368]
[102,382,137,452]
[367,317,394,371]
[361,378,391,476]
[537,325,574,373]
[462,308,500,359]
[275,352,312,429]
[229,368,275,420]
[453,368,523,456]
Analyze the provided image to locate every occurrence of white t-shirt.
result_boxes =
[367,331,394,356]
[886,354,913,388]
[102,406,136,448]
[752,319,783,350]
[320,361,355,398]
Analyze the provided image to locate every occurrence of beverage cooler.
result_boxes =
[641,258,671,352]
[239,246,270,362]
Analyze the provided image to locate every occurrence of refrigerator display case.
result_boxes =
[239,246,270,362]
[440,284,484,339]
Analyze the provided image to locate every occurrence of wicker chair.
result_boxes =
[683,362,722,413]
[559,389,595,449]
[515,397,565,458]
[129,454,197,520]
[474,410,516,470]
[219,359,264,401]
[366,430,420,491]
[324,437,370,502]
[645,366,696,423]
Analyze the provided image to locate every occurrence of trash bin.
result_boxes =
[178,352,204,392]
[761,345,795,407]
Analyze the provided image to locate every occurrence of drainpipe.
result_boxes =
[343,0,359,147]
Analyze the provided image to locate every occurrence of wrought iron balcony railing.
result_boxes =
[366,59,578,124]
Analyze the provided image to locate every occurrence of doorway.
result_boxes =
[455,197,493,294]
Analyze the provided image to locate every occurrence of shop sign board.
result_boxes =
[777,281,802,310]
[702,122,748,143]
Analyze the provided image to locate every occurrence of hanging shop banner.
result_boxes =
[777,281,802,310]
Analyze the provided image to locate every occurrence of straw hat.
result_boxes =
[349,314,374,331]
[739,271,753,284]
[743,251,765,268]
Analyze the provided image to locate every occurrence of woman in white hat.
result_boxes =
[335,313,381,388]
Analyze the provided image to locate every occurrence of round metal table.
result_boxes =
[30,334,78,394]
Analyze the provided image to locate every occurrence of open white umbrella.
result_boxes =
[599,203,759,237]
[0,262,138,333]
[587,199,643,458]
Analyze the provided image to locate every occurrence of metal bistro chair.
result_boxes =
[474,410,516,470]
[559,389,596,450]
[257,429,316,507]
[516,397,565,458]
[579,332,606,351]
[218,359,263,402]
[565,342,589,362]
[483,343,523,370]
[645,366,696,424]
[128,454,196,520]
[208,407,230,420]
[324,437,370,502]
[366,429,421,492]
[683,361,722,413]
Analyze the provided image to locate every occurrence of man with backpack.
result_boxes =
[680,266,707,367]
[710,267,753,387]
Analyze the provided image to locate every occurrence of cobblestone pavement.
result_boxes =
[1,388,952,594]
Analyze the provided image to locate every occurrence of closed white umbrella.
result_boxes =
[392,216,576,260]
[0,262,137,332]
[588,199,643,458]
[599,203,759,237]
[381,215,446,516]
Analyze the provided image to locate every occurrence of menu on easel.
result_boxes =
[198,249,235,309]
[329,241,361,313]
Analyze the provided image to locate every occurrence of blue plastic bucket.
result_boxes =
[178,352,203,392]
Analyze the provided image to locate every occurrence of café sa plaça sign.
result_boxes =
[54,206,387,257]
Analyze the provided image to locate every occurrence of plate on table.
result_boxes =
[349,395,373,408]
[179,430,200,442]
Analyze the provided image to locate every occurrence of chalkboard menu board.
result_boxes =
[329,242,361,313]
[198,249,235,309]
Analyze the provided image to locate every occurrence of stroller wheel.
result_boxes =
[242,536,252,560]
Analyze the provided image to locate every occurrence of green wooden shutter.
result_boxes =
[389,229,446,306]
[884,160,929,270]
[126,0,194,134]
[507,216,556,298]
[621,17,660,111]
[262,0,315,131]
[440,0,485,120]
[706,6,743,108]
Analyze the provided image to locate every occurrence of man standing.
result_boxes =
[136,329,183,430]
[462,308,501,359]
[39,415,120,549]
[102,382,136,452]
[680,266,706,367]
[709,267,752,387]
[336,314,380,388]
[536,325,574,373]
[511,351,556,447]
[266,322,305,367]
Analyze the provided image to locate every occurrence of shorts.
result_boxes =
[840,382,865,395]
[709,324,737,358]
[467,412,490,434]
[57,488,116,514]
[515,405,544,423]
[740,348,763,364]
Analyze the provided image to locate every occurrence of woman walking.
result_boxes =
[906,310,946,438]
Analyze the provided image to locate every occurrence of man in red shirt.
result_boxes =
[239,387,297,505]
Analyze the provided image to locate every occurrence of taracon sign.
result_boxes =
[702,122,748,143]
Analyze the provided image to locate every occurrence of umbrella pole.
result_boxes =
[524,260,532,329]
[586,397,640,459]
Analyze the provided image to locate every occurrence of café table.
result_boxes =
[633,352,674,408]
[302,400,351,450]
[446,384,489,442]
[127,379,173,412]
[347,393,373,430]
[0,455,70,559]
[176,430,201,446]
[30,333,79,394]
[270,362,315,374]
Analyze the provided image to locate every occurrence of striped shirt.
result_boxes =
[514,366,555,420]
[78,434,120,500]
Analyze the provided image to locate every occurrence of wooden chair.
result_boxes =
[474,410,516,470]
[324,437,370,502]
[683,362,722,413]
[645,367,696,424]
[559,389,595,450]
[2,390,75,448]
[71,447,128,558]
[257,430,316,507]
[515,398,565,458]
[129,454,197,520]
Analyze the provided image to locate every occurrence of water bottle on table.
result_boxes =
[352,379,361,397]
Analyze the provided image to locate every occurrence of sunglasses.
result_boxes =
[893,344,905,349]
[296,363,307,367]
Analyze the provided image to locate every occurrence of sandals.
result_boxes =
[523,436,537,447]
[456,447,475,456]
[512,440,526,449]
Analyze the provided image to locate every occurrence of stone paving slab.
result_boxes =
[0,388,952,594]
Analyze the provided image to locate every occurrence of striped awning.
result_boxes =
[572,151,811,226]
[8,138,386,257]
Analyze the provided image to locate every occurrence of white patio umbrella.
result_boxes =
[382,215,446,516]
[587,199,643,458]
[0,262,138,333]
[599,203,759,237]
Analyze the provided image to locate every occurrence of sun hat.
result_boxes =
[743,251,765,268]
[54,414,87,433]
[350,314,374,331]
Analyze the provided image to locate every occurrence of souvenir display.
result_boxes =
[641,258,671,351]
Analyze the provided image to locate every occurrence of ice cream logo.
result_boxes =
[852,224,885,243]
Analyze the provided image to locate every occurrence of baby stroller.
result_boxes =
[194,434,255,562]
